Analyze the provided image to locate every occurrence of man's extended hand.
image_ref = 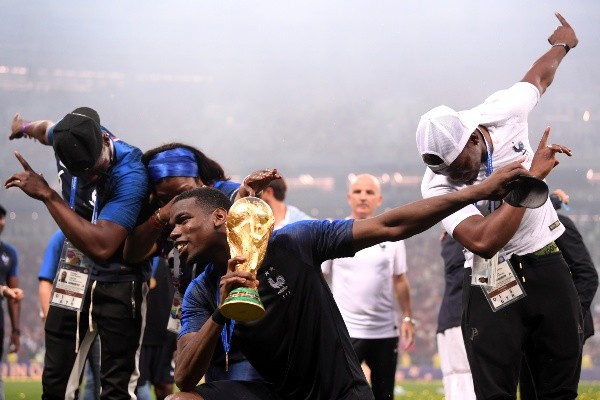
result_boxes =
[239,168,281,198]
[548,12,578,50]
[529,126,572,180]
[5,152,54,201]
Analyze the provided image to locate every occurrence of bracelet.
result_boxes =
[211,309,230,325]
[149,208,168,230]
[12,328,20,336]
[402,316,416,325]
[155,208,168,225]
[21,122,29,134]
[552,43,570,54]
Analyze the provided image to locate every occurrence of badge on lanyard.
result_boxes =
[167,246,183,333]
[50,177,94,312]
[471,253,498,287]
[481,257,526,312]
[50,241,92,311]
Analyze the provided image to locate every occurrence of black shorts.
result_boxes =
[195,380,281,400]
[139,336,177,385]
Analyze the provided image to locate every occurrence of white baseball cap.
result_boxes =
[415,105,481,171]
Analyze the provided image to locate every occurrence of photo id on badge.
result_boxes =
[50,240,92,312]
[471,253,498,287]
[482,258,526,312]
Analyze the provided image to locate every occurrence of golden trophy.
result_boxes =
[220,196,275,322]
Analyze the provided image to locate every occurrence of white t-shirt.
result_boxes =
[421,82,564,267]
[322,239,407,339]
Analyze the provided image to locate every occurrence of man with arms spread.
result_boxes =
[164,157,538,400]
[417,13,581,399]
[7,107,149,400]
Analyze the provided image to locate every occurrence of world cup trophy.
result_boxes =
[220,196,275,322]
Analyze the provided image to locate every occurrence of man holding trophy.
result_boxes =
[165,155,542,400]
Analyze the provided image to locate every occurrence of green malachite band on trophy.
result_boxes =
[220,287,266,322]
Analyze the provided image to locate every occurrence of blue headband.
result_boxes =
[147,148,199,183]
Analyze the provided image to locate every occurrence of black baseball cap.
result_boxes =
[52,107,104,175]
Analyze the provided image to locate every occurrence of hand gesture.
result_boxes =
[1,286,24,301]
[548,12,578,49]
[239,168,281,198]
[9,113,31,140]
[478,159,530,201]
[529,126,571,180]
[4,152,53,201]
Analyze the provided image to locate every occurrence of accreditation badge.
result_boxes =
[167,290,183,334]
[481,257,526,312]
[50,240,92,312]
[471,253,498,287]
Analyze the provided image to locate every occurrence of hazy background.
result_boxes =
[1,0,599,367]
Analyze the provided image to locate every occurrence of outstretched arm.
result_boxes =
[521,12,578,95]
[5,152,128,261]
[9,113,54,145]
[352,160,529,252]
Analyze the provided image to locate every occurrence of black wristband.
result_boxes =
[12,328,20,335]
[211,309,230,325]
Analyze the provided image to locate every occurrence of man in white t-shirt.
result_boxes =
[416,13,582,400]
[322,173,414,400]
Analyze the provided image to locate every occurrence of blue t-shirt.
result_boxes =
[38,230,66,282]
[213,180,240,202]
[48,126,150,281]
[0,241,19,284]
[180,219,374,400]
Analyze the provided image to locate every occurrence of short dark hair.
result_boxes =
[173,187,232,214]
[143,143,228,186]
[266,177,287,201]
[0,204,6,217]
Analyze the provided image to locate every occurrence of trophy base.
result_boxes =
[220,287,265,322]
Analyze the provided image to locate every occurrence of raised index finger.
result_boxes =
[13,151,34,172]
[537,127,551,150]
[555,12,570,28]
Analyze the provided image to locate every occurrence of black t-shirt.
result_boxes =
[182,219,374,399]
[144,257,177,345]
[437,234,466,333]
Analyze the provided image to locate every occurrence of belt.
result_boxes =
[531,241,560,256]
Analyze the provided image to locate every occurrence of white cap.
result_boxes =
[415,105,481,171]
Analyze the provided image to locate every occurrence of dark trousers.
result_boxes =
[351,337,398,400]
[43,280,148,400]
[462,252,582,400]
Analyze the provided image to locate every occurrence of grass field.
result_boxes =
[6,380,600,399]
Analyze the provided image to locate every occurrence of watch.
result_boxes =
[402,317,416,325]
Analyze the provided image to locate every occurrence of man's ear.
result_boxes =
[213,208,228,228]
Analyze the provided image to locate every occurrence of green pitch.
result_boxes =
[6,380,600,399]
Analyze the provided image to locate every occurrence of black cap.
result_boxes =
[0,204,6,217]
[52,107,104,175]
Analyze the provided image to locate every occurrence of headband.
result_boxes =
[147,148,199,183]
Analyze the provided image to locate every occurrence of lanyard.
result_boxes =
[216,274,235,372]
[70,177,98,223]
[480,130,496,213]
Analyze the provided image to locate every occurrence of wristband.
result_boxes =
[212,309,230,325]
[552,43,570,53]
[21,122,29,134]
[12,328,20,336]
